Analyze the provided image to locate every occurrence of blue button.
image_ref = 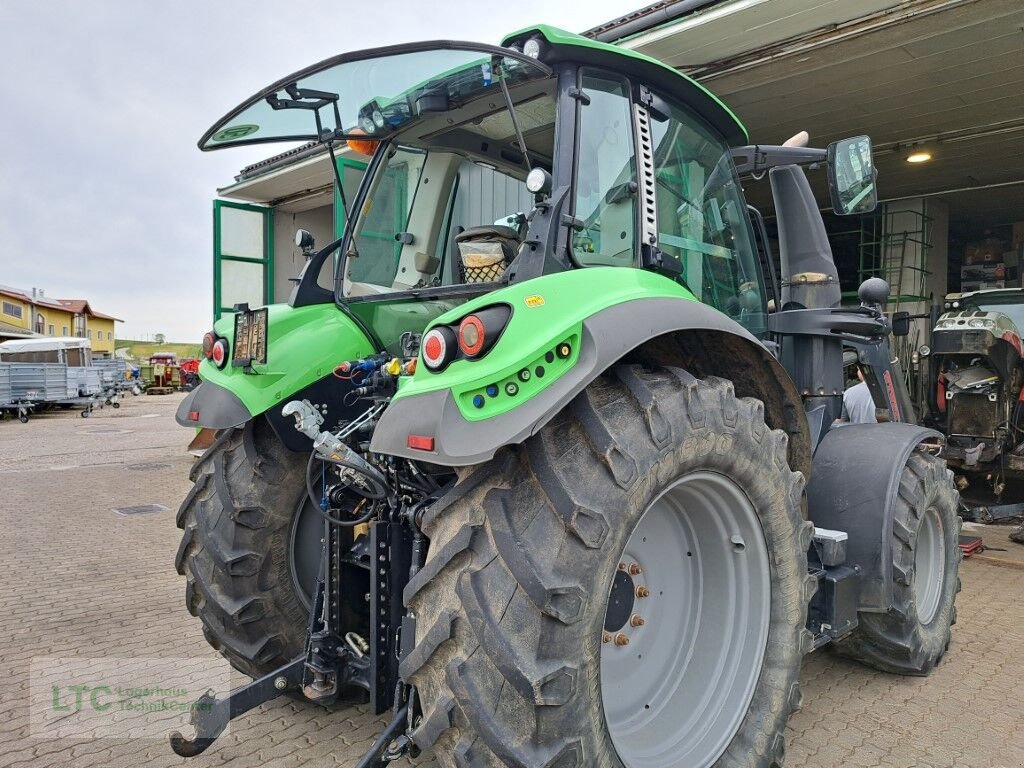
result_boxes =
[472,394,485,408]
[485,384,499,397]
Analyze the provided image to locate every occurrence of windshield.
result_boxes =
[200,44,550,150]
[973,301,1024,332]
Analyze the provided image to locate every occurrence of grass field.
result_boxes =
[115,339,201,360]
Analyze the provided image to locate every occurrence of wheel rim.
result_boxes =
[601,471,771,768]
[913,507,945,625]
[289,496,323,610]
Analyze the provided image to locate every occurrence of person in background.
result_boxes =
[841,364,878,424]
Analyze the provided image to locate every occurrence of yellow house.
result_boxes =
[56,299,122,357]
[0,288,33,339]
[0,287,122,355]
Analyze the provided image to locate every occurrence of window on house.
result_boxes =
[35,313,45,334]
[48,324,54,335]
[87,330,92,339]
[2,301,23,319]
[107,332,112,341]
[62,326,68,336]
[74,314,86,337]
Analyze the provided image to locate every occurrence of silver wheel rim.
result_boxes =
[601,471,771,768]
[914,507,944,625]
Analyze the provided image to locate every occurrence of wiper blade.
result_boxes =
[266,84,344,143]
[495,57,531,172]
[266,84,340,112]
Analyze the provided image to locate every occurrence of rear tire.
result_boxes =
[834,452,961,675]
[174,418,309,678]
[403,366,814,768]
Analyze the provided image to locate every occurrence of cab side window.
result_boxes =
[573,71,636,267]
[649,100,766,335]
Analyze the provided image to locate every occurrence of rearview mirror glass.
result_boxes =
[891,311,911,337]
[827,136,877,216]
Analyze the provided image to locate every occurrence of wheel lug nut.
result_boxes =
[628,563,642,575]
[635,585,650,598]
[617,562,627,571]
[614,633,630,646]
[630,614,645,627]
[602,631,612,644]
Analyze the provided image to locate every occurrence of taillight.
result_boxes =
[456,305,512,359]
[458,315,486,357]
[202,332,216,359]
[211,338,229,369]
[422,327,456,371]
[422,305,511,372]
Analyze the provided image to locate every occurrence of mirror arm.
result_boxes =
[731,145,827,177]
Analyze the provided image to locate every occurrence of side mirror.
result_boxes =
[891,311,911,337]
[827,135,877,216]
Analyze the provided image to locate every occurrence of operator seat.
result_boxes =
[455,225,520,283]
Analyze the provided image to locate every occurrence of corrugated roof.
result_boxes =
[237,140,324,181]
[0,319,35,338]
[582,1,687,38]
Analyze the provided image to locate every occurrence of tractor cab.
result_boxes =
[201,27,770,352]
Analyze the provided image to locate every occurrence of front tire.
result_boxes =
[403,366,814,768]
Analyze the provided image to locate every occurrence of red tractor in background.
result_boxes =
[179,358,201,391]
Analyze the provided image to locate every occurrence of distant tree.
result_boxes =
[154,333,166,344]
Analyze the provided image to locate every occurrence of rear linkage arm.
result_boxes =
[169,537,369,757]
[171,401,440,764]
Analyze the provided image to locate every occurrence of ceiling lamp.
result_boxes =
[906,151,932,163]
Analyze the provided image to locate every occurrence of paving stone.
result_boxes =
[2,393,1022,766]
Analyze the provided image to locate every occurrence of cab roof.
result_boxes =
[503,25,748,145]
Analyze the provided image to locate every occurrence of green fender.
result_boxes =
[369,267,802,466]
[175,302,374,429]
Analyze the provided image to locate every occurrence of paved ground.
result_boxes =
[1,392,1023,768]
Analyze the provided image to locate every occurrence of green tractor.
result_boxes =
[171,26,961,768]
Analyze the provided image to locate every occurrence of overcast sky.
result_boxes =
[0,0,634,341]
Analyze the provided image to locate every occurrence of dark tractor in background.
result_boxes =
[919,288,1024,512]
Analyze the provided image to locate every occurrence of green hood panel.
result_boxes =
[200,302,374,418]
[394,268,696,420]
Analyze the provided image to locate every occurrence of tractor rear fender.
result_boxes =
[371,272,811,475]
[175,302,375,438]
[806,423,944,612]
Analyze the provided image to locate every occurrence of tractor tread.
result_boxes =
[175,417,309,679]
[833,452,961,675]
[405,366,809,768]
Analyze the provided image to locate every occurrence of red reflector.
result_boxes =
[211,339,228,368]
[189,410,200,422]
[424,334,443,361]
[407,434,435,451]
[202,332,215,359]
